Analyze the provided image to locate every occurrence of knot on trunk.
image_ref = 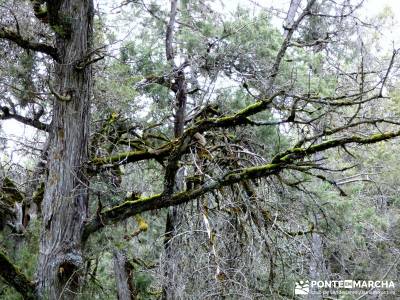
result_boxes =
[57,252,83,287]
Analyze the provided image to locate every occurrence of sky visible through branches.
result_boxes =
[2,0,400,165]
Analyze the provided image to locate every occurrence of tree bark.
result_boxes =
[308,232,325,300]
[113,249,136,300]
[162,2,188,298]
[162,167,186,300]
[37,0,93,298]
[308,123,327,300]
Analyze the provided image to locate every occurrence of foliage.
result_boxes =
[1,0,400,299]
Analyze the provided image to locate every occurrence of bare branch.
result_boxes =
[0,27,59,61]
[267,0,316,90]
[379,49,398,96]
[1,106,50,132]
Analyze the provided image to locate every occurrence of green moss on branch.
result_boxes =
[90,92,283,168]
[0,250,36,299]
[90,146,171,166]
[83,129,400,240]
[83,162,282,239]
[1,177,24,205]
[273,130,400,163]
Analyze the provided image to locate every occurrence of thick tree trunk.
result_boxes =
[37,0,93,298]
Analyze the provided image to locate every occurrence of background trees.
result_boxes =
[0,0,400,299]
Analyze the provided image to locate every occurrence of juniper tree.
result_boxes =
[0,0,399,299]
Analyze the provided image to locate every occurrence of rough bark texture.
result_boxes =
[162,167,186,300]
[162,1,189,298]
[113,249,136,300]
[284,0,301,37]
[37,0,93,298]
[308,233,325,300]
[308,125,326,299]
[0,177,23,231]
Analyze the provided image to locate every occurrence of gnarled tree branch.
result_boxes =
[83,128,400,239]
[0,27,59,61]
[90,91,284,168]
[1,106,50,132]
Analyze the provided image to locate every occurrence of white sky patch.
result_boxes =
[1,119,45,168]
[216,0,400,47]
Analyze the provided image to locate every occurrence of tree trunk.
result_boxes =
[308,232,325,300]
[162,167,186,300]
[308,124,326,300]
[162,209,184,299]
[113,249,136,300]
[37,0,93,298]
